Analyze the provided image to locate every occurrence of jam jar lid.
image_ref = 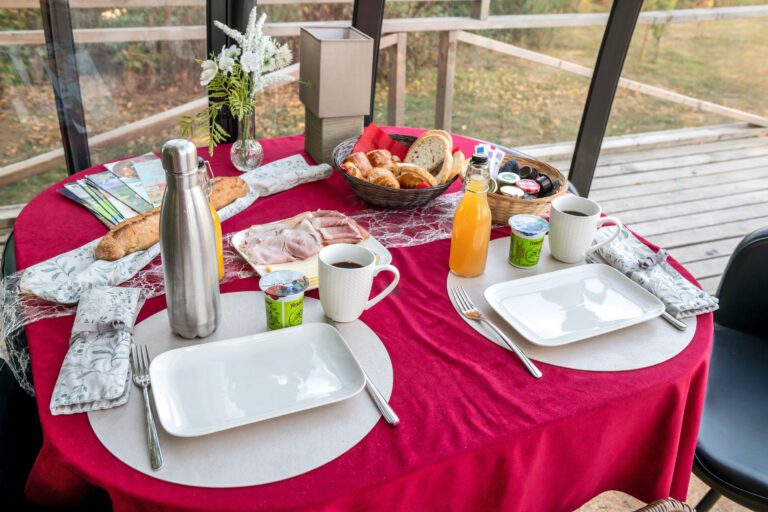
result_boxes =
[499,185,524,198]
[259,270,309,299]
[497,172,520,186]
[515,179,541,195]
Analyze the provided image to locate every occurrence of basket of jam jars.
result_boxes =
[486,154,568,224]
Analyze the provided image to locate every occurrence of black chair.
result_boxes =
[0,230,111,511]
[0,230,43,510]
[693,227,768,512]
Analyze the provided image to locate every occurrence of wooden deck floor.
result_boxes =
[526,122,768,295]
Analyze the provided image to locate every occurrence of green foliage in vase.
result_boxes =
[180,7,293,153]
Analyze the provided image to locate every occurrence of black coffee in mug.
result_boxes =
[562,210,589,217]
[332,261,364,269]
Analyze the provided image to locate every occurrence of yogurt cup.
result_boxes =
[259,270,310,330]
[508,214,550,268]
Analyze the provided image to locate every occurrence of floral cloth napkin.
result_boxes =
[19,155,331,305]
[594,227,719,319]
[50,287,144,415]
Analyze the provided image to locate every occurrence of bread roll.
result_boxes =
[211,176,248,210]
[95,208,160,261]
[344,152,373,177]
[395,163,437,188]
[366,149,393,168]
[341,162,364,179]
[367,167,400,189]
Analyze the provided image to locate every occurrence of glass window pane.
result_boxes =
[70,4,208,165]
[0,6,66,207]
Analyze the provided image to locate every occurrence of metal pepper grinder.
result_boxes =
[159,139,221,338]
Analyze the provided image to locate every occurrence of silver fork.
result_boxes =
[131,344,164,470]
[450,286,543,379]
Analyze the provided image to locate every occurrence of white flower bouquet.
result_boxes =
[181,7,293,153]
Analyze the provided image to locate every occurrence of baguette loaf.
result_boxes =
[95,208,160,261]
[95,176,248,261]
[210,176,248,210]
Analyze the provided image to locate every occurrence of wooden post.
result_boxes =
[471,0,491,20]
[435,30,458,131]
[387,32,407,126]
[569,0,643,196]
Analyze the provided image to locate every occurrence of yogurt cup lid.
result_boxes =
[508,214,549,237]
[259,270,309,298]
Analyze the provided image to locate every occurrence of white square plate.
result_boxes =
[483,264,664,346]
[149,323,366,437]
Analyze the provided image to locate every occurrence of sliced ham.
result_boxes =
[320,223,363,242]
[239,210,369,265]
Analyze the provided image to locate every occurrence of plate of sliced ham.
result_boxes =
[232,210,392,290]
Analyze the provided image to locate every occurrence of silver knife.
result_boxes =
[585,254,687,331]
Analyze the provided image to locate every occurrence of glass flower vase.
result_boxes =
[230,112,263,172]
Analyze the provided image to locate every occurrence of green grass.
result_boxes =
[1,17,766,206]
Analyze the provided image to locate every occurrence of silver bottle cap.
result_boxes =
[161,139,199,175]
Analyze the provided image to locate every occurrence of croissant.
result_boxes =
[395,163,437,188]
[343,152,372,178]
[366,149,393,168]
[341,162,364,179]
[367,167,400,189]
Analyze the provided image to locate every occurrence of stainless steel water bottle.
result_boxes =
[159,139,221,338]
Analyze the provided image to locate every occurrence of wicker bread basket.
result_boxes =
[332,134,459,209]
[488,154,567,224]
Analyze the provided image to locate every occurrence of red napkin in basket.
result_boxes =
[352,123,410,160]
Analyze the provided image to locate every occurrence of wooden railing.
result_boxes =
[2,4,768,45]
[1,1,767,184]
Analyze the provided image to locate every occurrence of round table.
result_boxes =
[15,128,713,512]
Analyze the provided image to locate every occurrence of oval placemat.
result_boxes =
[446,237,696,372]
[88,292,393,487]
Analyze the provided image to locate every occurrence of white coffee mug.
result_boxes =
[548,195,623,263]
[318,244,400,323]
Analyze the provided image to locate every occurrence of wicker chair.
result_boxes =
[635,498,694,512]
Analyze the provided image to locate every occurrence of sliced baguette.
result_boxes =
[444,150,465,183]
[420,129,453,149]
[404,133,451,174]
[433,148,454,184]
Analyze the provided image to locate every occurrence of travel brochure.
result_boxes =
[59,153,169,226]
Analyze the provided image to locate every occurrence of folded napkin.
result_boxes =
[247,154,331,196]
[50,287,144,415]
[20,155,330,305]
[353,123,410,160]
[594,227,718,319]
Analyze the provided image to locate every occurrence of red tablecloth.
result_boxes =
[16,128,713,512]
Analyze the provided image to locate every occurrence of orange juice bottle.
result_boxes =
[449,154,492,277]
[209,202,224,281]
